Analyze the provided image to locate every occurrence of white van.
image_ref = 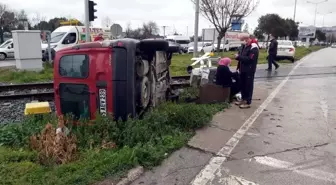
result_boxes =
[41,26,111,54]
[165,35,190,53]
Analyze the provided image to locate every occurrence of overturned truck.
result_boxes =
[53,39,180,120]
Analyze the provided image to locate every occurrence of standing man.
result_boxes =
[234,36,259,109]
[266,34,279,71]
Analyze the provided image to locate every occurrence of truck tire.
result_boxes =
[139,39,169,52]
[137,76,150,108]
[0,53,7,60]
[136,59,149,77]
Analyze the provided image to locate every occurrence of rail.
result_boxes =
[0,76,191,101]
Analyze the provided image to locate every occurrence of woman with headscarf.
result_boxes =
[215,57,240,100]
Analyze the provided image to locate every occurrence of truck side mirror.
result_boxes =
[7,45,11,49]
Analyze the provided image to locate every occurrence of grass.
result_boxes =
[170,46,323,76]
[0,92,228,185]
[0,46,323,83]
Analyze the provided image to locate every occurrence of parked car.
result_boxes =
[331,43,336,48]
[188,42,211,53]
[275,40,295,62]
[0,39,14,60]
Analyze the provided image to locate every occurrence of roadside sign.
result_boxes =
[110,24,123,38]
[298,26,316,38]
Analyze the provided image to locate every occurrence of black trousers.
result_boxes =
[267,54,279,70]
[240,72,255,104]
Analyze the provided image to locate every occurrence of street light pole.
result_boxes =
[84,0,90,42]
[193,0,200,57]
[318,11,332,27]
[307,0,328,26]
[294,0,297,21]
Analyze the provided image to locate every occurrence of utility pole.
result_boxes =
[307,0,328,26]
[84,0,97,42]
[84,0,90,42]
[193,0,200,57]
[162,26,167,37]
[294,0,297,21]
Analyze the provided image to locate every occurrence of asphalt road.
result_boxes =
[131,47,336,185]
[194,48,336,185]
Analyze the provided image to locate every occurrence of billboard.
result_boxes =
[201,28,248,42]
[298,26,316,38]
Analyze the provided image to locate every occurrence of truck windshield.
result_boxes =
[50,32,66,43]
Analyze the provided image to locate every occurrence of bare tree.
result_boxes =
[0,3,7,43]
[191,0,259,51]
[102,16,111,28]
[31,12,46,30]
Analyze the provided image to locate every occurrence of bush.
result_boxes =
[0,101,227,185]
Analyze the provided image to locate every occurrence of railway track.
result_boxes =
[0,75,191,101]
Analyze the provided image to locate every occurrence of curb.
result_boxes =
[116,166,144,185]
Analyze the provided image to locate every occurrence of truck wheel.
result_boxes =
[224,49,228,52]
[0,53,7,60]
[136,59,149,77]
[140,39,169,52]
[138,76,150,108]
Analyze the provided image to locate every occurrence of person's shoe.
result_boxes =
[265,69,272,72]
[239,103,251,109]
[275,65,280,70]
[235,100,246,106]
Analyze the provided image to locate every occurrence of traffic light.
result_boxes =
[88,0,97,21]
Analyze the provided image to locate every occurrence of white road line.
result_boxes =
[253,156,336,182]
[219,175,259,185]
[191,54,314,185]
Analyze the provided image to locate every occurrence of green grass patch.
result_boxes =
[0,63,54,83]
[170,46,324,76]
[0,98,227,185]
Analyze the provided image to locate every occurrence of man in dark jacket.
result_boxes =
[267,34,279,71]
[234,36,259,109]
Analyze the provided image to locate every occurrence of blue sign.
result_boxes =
[231,23,242,31]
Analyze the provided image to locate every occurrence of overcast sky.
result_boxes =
[1,0,336,36]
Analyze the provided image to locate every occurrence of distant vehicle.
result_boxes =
[41,26,111,61]
[187,42,211,53]
[274,40,295,62]
[331,43,336,48]
[0,39,14,60]
[165,35,190,53]
[201,31,248,52]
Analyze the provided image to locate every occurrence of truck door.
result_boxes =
[55,54,92,120]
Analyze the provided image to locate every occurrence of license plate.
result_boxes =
[98,89,107,116]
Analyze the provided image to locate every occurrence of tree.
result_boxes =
[102,16,111,28]
[243,23,249,33]
[124,21,161,40]
[253,27,264,41]
[256,14,287,38]
[142,21,159,38]
[284,18,298,40]
[0,3,8,43]
[192,0,259,52]
[316,30,326,42]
